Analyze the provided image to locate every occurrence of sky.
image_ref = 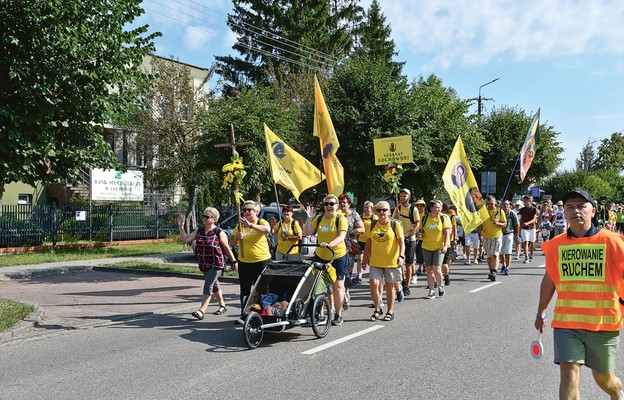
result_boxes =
[135,0,624,172]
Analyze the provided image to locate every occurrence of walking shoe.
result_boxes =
[529,255,534,262]
[427,290,436,299]
[488,270,497,282]
[523,257,530,264]
[438,287,445,297]
[514,255,520,260]
[444,274,450,286]
[396,289,405,302]
[403,284,411,296]
[332,314,343,326]
[343,292,350,310]
[416,269,425,276]
[464,260,471,265]
[473,260,479,265]
[503,267,510,276]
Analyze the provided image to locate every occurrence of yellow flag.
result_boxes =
[442,136,490,234]
[264,124,325,203]
[313,75,344,196]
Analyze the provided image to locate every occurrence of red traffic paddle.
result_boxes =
[530,334,543,360]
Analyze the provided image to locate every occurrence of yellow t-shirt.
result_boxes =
[359,214,378,243]
[481,208,507,239]
[369,220,404,268]
[393,204,421,241]
[312,214,348,260]
[232,219,272,263]
[421,214,452,251]
[275,219,302,255]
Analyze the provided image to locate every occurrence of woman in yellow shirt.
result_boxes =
[271,205,302,261]
[303,194,348,326]
[231,200,272,316]
[421,199,452,300]
[355,201,377,284]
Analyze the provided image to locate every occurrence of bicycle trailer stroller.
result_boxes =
[240,246,334,349]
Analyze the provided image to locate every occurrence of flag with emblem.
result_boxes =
[519,108,540,182]
[264,124,324,203]
[442,136,490,234]
[313,74,344,196]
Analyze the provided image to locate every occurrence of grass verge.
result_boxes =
[104,261,239,278]
[0,242,187,267]
[0,299,35,332]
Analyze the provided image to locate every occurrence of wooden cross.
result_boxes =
[214,124,252,154]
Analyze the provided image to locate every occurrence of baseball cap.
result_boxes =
[562,189,596,207]
[415,199,426,205]
[400,188,411,196]
[514,200,522,206]
[522,195,532,201]
[556,200,563,206]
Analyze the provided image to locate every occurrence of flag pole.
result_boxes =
[500,152,521,202]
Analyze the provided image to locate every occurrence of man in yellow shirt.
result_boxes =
[392,188,420,296]
[480,195,506,282]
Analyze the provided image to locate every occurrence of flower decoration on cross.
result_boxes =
[221,151,246,204]
[382,163,403,195]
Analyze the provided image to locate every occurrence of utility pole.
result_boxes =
[468,78,500,117]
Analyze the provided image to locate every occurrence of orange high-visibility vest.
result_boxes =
[543,229,624,332]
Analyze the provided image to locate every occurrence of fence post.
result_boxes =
[155,202,159,239]
[108,203,113,242]
[52,203,57,246]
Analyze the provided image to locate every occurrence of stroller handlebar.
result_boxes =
[285,243,335,265]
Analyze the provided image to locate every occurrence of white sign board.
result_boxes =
[75,211,86,221]
[90,169,144,201]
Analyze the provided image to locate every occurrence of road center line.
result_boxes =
[470,281,502,293]
[302,325,384,355]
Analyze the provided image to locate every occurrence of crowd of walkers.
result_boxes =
[178,191,624,325]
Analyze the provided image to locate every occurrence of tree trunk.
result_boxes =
[186,185,199,231]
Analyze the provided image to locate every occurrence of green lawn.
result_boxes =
[0,242,188,267]
[0,299,34,332]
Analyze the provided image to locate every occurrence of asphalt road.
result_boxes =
[1,253,622,399]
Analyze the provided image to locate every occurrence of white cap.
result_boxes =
[400,188,411,196]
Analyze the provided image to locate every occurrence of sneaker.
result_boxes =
[343,292,350,310]
[464,261,471,265]
[438,287,445,297]
[529,255,534,262]
[514,255,520,260]
[396,289,405,302]
[473,260,479,265]
[503,267,510,276]
[332,314,343,326]
[416,269,425,276]
[403,285,411,296]
[356,277,362,284]
[444,274,450,286]
[523,257,530,264]
[488,270,497,282]
[427,290,436,299]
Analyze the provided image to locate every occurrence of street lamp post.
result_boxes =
[477,77,500,116]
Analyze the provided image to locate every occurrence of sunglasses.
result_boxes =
[323,202,336,206]
[243,208,254,212]
[376,208,388,213]
[203,215,212,219]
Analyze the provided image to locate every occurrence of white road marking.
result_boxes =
[302,325,384,355]
[470,281,502,293]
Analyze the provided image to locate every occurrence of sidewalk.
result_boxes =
[0,252,241,344]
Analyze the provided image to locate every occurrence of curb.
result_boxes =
[92,266,239,284]
[0,265,93,281]
[0,303,46,344]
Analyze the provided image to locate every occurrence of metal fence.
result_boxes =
[0,203,187,247]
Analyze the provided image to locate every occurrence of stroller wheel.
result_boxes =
[311,295,331,338]
[243,312,264,349]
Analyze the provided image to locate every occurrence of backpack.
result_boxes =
[395,204,418,225]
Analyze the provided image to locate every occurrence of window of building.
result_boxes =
[18,194,32,205]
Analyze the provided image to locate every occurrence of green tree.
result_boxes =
[543,170,616,203]
[596,131,624,172]
[354,0,404,77]
[132,57,215,230]
[215,0,363,93]
[575,140,598,172]
[0,0,158,201]
[479,106,563,199]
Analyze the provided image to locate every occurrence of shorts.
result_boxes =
[554,226,566,236]
[521,228,536,243]
[314,254,348,281]
[501,233,514,255]
[465,232,480,248]
[404,238,416,264]
[553,328,620,374]
[202,268,222,296]
[415,241,424,265]
[422,248,444,267]
[369,266,402,283]
[483,237,502,257]
[358,241,367,255]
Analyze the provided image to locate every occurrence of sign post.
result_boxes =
[373,135,413,166]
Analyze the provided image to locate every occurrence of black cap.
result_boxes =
[562,190,596,207]
[522,195,532,201]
